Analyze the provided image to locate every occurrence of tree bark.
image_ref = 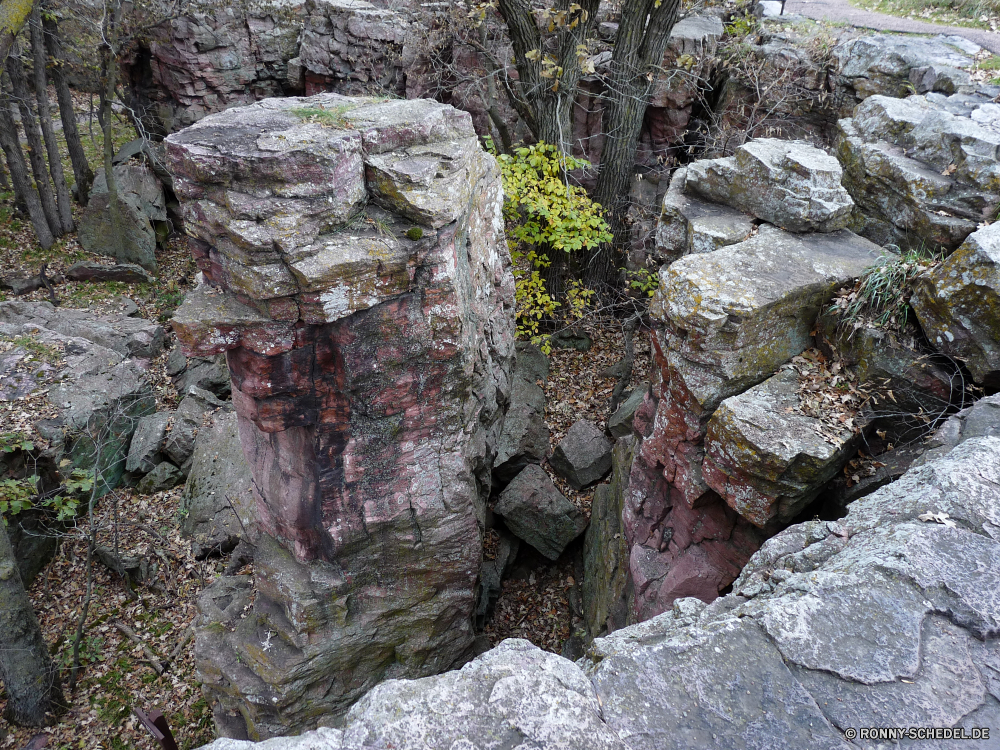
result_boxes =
[0,96,54,248]
[30,6,73,232]
[590,0,683,283]
[41,7,92,205]
[4,55,61,237]
[0,0,35,66]
[0,522,66,726]
[495,0,599,148]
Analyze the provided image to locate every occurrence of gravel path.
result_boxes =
[782,0,1000,53]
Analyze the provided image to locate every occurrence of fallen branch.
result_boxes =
[166,625,194,668]
[114,620,165,675]
[39,264,59,306]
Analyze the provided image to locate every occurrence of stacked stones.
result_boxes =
[166,93,515,739]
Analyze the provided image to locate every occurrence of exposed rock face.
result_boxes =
[833,34,975,109]
[550,420,613,491]
[197,431,1000,750]
[655,167,754,264]
[165,93,515,739]
[685,139,854,233]
[702,368,862,527]
[493,346,550,486]
[627,223,881,620]
[608,383,649,440]
[911,222,1000,388]
[837,92,1000,252]
[0,301,161,496]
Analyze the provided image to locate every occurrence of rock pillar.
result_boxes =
[166,94,515,739]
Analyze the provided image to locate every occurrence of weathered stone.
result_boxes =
[495,464,587,561]
[78,191,158,273]
[626,224,881,619]
[583,437,635,639]
[549,327,593,351]
[475,530,519,628]
[514,341,549,386]
[911,222,1000,387]
[168,94,514,738]
[126,411,170,475]
[66,261,154,285]
[5,509,59,588]
[686,139,854,233]
[834,34,975,108]
[180,409,255,558]
[199,434,1000,750]
[137,461,185,493]
[654,167,754,263]
[170,350,233,400]
[608,383,650,440]
[837,93,1000,252]
[914,392,1000,467]
[550,420,612,491]
[163,386,227,470]
[494,369,549,487]
[702,368,863,527]
[0,304,157,497]
[91,164,167,223]
[0,301,164,361]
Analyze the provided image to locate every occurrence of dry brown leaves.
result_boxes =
[781,347,870,445]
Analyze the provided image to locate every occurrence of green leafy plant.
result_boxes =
[830,247,942,335]
[0,476,38,519]
[0,468,93,524]
[625,267,660,298]
[0,432,34,453]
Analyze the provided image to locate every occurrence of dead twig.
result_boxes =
[113,620,165,675]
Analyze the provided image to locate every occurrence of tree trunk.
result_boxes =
[30,6,72,232]
[0,96,54,248]
[5,55,61,237]
[41,8,92,204]
[589,0,682,284]
[0,522,66,726]
[0,0,35,66]
[495,0,599,149]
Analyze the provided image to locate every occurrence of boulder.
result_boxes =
[126,411,170,475]
[837,92,1000,252]
[583,437,635,639]
[77,191,158,273]
[197,433,1000,750]
[702,369,863,527]
[685,139,854,233]
[167,94,514,738]
[180,409,254,557]
[834,34,975,107]
[91,164,167,223]
[914,392,1000,467]
[654,167,754,264]
[494,464,587,561]
[163,386,227,471]
[911,223,1000,387]
[493,348,550,486]
[608,383,650,440]
[550,420,613,491]
[137,461,185,494]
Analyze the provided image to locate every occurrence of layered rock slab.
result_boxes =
[198,432,1000,750]
[627,224,881,620]
[166,94,515,739]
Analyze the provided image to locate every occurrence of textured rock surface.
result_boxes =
[583,438,635,639]
[550,420,612,491]
[686,139,854,233]
[197,433,1000,750]
[702,369,862,527]
[163,386,226,471]
[137,460,185,493]
[654,167,754,264]
[834,34,975,107]
[915,392,1000,466]
[77,191,158,272]
[0,302,159,496]
[166,94,515,738]
[494,346,550,486]
[608,383,650,440]
[626,224,881,620]
[126,411,170,475]
[180,409,255,558]
[837,92,1000,252]
[494,464,586,561]
[911,222,1000,387]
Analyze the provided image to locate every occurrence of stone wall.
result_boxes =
[165,93,515,739]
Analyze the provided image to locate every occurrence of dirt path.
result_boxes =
[782,0,1000,53]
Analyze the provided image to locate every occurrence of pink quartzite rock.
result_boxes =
[624,223,882,622]
[165,93,515,740]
